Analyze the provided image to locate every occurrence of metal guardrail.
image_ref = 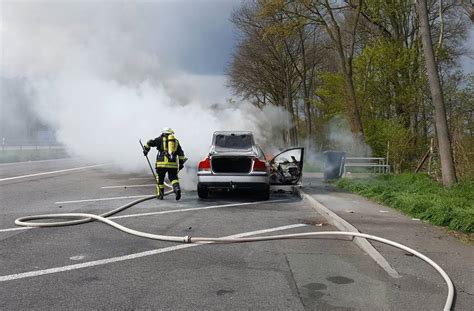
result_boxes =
[343,157,390,174]
[1,140,64,151]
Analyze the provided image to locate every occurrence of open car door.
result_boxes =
[269,147,304,185]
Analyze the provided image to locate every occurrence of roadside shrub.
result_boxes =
[365,119,413,173]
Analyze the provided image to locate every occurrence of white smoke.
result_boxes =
[326,116,372,157]
[0,1,290,188]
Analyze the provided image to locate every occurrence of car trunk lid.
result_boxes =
[211,156,253,174]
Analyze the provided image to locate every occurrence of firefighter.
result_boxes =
[143,127,186,200]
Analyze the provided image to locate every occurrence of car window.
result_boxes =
[273,149,302,165]
[214,134,253,149]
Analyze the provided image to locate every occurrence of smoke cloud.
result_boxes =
[0,0,290,188]
[326,116,372,157]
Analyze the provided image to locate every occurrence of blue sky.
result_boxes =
[461,28,474,74]
[142,0,239,75]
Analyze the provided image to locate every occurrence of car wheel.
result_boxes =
[197,184,208,199]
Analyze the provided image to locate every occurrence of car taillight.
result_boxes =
[253,158,267,171]
[198,157,211,171]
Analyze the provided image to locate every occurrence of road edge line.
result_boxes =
[302,191,401,279]
[0,224,307,282]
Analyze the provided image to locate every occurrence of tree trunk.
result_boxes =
[284,90,298,146]
[329,14,364,140]
[342,69,364,138]
[304,98,313,146]
[416,0,457,186]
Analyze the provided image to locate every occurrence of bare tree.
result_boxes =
[416,0,457,186]
[228,1,301,145]
[264,1,327,147]
[461,0,474,21]
[263,0,366,142]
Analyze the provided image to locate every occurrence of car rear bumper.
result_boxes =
[197,173,269,190]
[199,182,269,191]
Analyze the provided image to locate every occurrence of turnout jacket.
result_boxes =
[144,134,185,169]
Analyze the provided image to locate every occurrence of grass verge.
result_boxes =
[335,173,474,233]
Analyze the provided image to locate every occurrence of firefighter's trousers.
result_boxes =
[155,167,180,195]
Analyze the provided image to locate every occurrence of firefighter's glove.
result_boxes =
[143,144,150,156]
[179,164,184,171]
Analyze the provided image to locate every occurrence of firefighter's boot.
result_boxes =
[156,186,164,200]
[173,183,181,201]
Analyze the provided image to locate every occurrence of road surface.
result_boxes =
[0,159,454,310]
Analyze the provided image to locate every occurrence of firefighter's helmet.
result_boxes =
[162,127,175,135]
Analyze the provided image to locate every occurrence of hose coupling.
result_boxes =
[183,235,192,243]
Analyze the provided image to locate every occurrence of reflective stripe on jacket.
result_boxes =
[145,134,185,169]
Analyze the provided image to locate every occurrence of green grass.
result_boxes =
[335,173,474,233]
[0,148,69,163]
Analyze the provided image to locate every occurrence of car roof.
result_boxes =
[213,131,254,135]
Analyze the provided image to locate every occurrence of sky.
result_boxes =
[461,28,474,74]
[0,0,238,73]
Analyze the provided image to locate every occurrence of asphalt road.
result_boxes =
[0,159,449,310]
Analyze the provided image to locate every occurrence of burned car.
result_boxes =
[197,131,304,199]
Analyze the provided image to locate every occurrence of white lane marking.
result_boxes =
[0,224,307,282]
[0,164,104,182]
[55,195,149,204]
[110,199,288,219]
[0,200,289,233]
[0,227,31,233]
[101,184,156,189]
